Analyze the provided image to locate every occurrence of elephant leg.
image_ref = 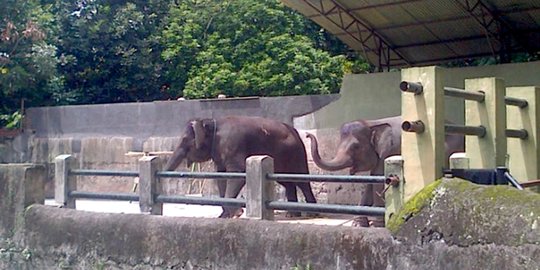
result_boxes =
[297,182,317,203]
[296,182,320,218]
[219,178,246,218]
[369,183,385,227]
[353,183,374,227]
[281,182,301,217]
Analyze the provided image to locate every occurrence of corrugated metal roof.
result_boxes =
[282,0,540,69]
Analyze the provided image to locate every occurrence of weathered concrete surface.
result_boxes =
[2,166,540,269]
[391,178,540,246]
[20,205,392,270]
[387,178,540,269]
[0,164,45,243]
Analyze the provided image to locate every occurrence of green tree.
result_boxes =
[0,0,60,126]
[56,0,171,104]
[161,0,352,99]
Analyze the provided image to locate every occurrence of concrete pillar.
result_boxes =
[54,154,77,208]
[245,155,275,220]
[449,152,470,169]
[138,156,163,215]
[506,86,540,187]
[384,155,404,224]
[465,78,507,168]
[401,66,445,202]
[0,164,45,242]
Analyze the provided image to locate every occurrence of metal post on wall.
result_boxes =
[54,154,77,208]
[138,156,163,215]
[384,155,404,225]
[245,155,275,220]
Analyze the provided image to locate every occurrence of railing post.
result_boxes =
[465,77,507,168]
[245,155,275,220]
[401,66,445,202]
[139,156,162,215]
[449,152,470,169]
[54,154,77,208]
[384,155,404,224]
[506,86,540,189]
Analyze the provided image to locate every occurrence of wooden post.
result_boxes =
[506,86,540,190]
[138,156,163,215]
[465,78,507,168]
[245,155,275,220]
[54,154,77,208]
[384,155,404,224]
[401,66,445,202]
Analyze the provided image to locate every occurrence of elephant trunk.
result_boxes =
[164,148,187,171]
[306,133,353,171]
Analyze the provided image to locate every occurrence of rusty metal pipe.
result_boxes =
[506,129,528,139]
[445,124,486,137]
[401,120,425,133]
[505,96,528,108]
[444,87,485,102]
[399,81,423,95]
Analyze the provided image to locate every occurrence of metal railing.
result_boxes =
[54,154,389,220]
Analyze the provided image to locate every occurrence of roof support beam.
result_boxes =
[301,0,410,69]
[455,0,533,62]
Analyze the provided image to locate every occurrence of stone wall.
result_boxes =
[2,95,342,200]
[1,165,539,269]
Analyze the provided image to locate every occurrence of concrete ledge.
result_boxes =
[23,205,392,269]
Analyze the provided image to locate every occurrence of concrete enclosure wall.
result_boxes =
[1,165,538,269]
[295,61,540,130]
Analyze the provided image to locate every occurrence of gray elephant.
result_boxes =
[165,116,317,218]
[306,116,464,227]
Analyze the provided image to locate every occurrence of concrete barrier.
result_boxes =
[0,164,45,243]
[400,66,540,205]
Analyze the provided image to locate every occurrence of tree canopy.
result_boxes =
[0,0,370,128]
[2,0,536,128]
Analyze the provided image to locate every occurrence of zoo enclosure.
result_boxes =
[386,66,540,221]
[54,154,395,220]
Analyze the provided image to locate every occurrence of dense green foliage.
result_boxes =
[0,0,367,128]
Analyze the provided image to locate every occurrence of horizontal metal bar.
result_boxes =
[70,169,139,177]
[505,96,528,108]
[444,87,485,102]
[521,179,540,188]
[399,81,423,94]
[156,195,245,208]
[506,129,528,139]
[156,171,245,179]
[69,191,139,201]
[445,124,486,137]
[267,173,386,183]
[267,201,385,217]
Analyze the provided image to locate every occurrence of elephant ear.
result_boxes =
[191,120,205,149]
[370,123,393,158]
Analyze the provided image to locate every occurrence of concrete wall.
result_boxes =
[295,60,540,130]
[1,165,539,270]
[7,95,339,198]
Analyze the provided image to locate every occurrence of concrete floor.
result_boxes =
[44,197,356,226]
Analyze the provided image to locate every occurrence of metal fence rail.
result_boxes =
[70,191,139,201]
[268,173,385,183]
[156,195,245,208]
[56,154,389,222]
[267,201,385,216]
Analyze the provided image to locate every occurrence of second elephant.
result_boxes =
[306,116,464,227]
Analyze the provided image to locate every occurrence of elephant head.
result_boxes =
[164,119,215,171]
[307,120,395,174]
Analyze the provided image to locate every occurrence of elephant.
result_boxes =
[164,115,317,218]
[306,116,464,227]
